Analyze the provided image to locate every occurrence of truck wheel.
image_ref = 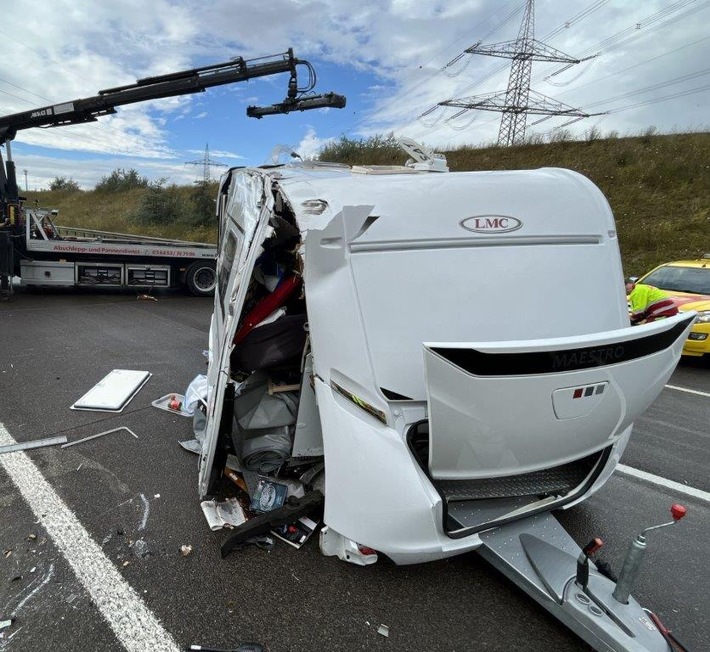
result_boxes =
[185,261,216,297]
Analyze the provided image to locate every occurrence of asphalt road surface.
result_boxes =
[1,288,708,652]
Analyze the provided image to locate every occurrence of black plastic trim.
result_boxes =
[380,387,414,401]
[431,316,694,376]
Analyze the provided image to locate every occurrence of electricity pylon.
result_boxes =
[185,143,227,183]
[439,0,600,146]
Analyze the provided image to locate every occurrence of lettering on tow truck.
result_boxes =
[460,215,523,233]
[30,108,54,119]
[552,345,625,370]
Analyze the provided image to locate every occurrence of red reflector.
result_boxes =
[357,545,377,556]
[573,388,583,399]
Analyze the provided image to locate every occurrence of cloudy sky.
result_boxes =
[1,0,708,190]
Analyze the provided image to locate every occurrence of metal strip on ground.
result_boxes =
[0,435,67,455]
[60,427,138,448]
[0,422,180,652]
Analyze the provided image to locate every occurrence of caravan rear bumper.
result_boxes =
[317,314,695,565]
[316,378,635,565]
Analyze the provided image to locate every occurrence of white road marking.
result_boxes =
[0,423,180,652]
[665,384,710,398]
[616,464,710,503]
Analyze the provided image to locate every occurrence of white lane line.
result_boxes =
[616,463,710,503]
[665,384,710,398]
[0,423,180,652]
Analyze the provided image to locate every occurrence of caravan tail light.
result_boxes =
[357,545,377,556]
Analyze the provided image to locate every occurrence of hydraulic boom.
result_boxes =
[0,49,345,220]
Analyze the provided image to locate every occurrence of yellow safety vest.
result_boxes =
[628,284,669,317]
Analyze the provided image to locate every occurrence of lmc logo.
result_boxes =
[460,215,523,233]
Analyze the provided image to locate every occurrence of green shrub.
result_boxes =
[49,177,81,192]
[95,168,149,193]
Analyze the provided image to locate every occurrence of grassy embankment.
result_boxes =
[24,132,709,275]
[23,185,218,245]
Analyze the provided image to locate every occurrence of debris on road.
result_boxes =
[152,393,192,417]
[200,498,247,531]
[180,545,193,557]
[70,369,151,412]
[186,643,264,651]
[377,624,390,638]
[271,517,318,549]
[0,435,68,455]
[61,426,138,449]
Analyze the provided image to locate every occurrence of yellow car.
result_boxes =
[635,255,710,357]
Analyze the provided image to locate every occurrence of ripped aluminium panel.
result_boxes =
[71,369,152,412]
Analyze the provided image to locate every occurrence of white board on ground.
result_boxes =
[71,369,152,412]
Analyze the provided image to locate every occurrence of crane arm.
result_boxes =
[0,48,345,220]
[0,49,344,144]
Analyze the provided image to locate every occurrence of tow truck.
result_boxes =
[0,50,345,296]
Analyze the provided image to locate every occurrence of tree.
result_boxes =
[49,176,81,192]
[135,179,183,225]
[95,168,149,193]
[188,181,217,227]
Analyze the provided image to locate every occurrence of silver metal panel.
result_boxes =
[71,369,151,412]
[291,354,324,458]
[20,260,75,286]
[479,513,670,652]
[447,495,540,529]
[436,452,598,500]
[519,533,577,604]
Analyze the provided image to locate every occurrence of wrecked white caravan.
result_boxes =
[195,148,694,651]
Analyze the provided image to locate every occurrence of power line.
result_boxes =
[416,0,709,143]
[184,143,227,183]
[533,83,710,141]
[583,67,710,110]
[607,84,710,113]
[545,0,709,79]
[363,0,526,121]
[436,0,601,146]
[419,0,614,124]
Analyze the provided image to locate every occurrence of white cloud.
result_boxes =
[1,0,708,188]
[295,127,336,160]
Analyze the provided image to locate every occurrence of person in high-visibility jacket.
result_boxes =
[626,280,678,325]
